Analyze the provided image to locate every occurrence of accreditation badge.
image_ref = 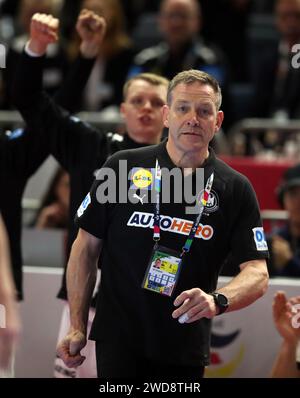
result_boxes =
[142,245,182,297]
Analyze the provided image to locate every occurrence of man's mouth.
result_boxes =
[181,132,202,136]
[139,115,152,124]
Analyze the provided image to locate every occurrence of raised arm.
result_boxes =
[56,228,102,368]
[24,11,106,112]
[11,13,107,171]
[54,9,107,112]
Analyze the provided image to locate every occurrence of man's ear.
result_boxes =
[120,102,126,118]
[215,111,224,132]
[162,105,170,128]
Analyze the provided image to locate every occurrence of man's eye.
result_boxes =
[131,98,143,106]
[152,100,165,108]
[200,108,210,116]
[177,105,187,112]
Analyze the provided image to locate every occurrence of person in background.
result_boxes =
[128,0,233,132]
[0,215,20,378]
[66,0,135,112]
[268,164,300,277]
[0,7,100,304]
[251,0,300,121]
[271,291,300,378]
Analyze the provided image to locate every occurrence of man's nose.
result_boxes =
[187,113,200,126]
[142,100,152,110]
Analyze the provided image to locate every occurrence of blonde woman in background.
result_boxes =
[67,0,135,112]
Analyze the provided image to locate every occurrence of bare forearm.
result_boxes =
[271,341,300,378]
[66,239,99,335]
[0,218,15,301]
[218,260,268,312]
[27,39,47,56]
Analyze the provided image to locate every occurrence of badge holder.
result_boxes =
[142,244,182,297]
[141,160,214,298]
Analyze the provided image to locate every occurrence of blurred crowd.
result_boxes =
[1,0,300,157]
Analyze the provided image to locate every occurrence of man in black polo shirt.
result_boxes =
[57,69,269,378]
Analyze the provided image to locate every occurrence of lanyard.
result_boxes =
[153,159,161,240]
[152,159,214,257]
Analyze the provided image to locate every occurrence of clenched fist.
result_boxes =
[28,13,59,55]
[77,9,107,58]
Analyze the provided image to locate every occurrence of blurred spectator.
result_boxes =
[121,0,161,32]
[271,291,300,378]
[0,214,20,377]
[58,0,162,39]
[2,0,68,109]
[268,164,300,277]
[128,0,233,132]
[67,0,135,112]
[251,0,300,120]
[34,167,70,229]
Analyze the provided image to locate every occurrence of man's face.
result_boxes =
[159,0,200,46]
[163,82,223,155]
[276,0,300,41]
[121,80,167,144]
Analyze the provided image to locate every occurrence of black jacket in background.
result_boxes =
[1,53,96,299]
[12,51,150,302]
[251,42,300,119]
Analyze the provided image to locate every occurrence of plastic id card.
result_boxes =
[142,245,182,297]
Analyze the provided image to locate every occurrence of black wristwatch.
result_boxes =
[210,292,229,315]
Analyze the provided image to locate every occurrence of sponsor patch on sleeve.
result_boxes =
[252,227,268,251]
[77,193,91,218]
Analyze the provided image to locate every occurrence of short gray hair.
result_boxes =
[167,69,222,110]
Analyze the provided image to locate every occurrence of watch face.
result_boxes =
[217,294,228,306]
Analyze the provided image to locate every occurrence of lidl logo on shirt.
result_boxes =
[130,168,154,190]
[77,193,91,218]
[252,227,268,251]
[127,211,214,240]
